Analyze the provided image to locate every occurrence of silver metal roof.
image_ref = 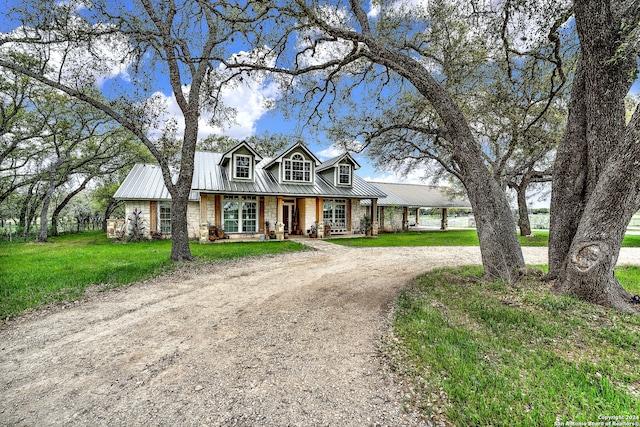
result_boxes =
[114,151,387,201]
[361,182,471,208]
[113,163,177,200]
[317,152,361,172]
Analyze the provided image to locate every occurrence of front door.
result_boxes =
[282,200,295,232]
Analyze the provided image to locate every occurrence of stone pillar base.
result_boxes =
[199,223,209,243]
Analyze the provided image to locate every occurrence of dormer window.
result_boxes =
[338,164,352,185]
[233,154,252,180]
[284,153,312,183]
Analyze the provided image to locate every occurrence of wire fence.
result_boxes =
[0,218,104,242]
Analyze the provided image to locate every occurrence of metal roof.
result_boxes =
[114,163,177,201]
[317,152,361,172]
[114,151,387,201]
[362,182,471,208]
[263,141,322,169]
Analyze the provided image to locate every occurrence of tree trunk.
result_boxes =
[463,171,525,282]
[369,47,525,281]
[548,61,588,279]
[166,113,199,262]
[38,165,59,242]
[515,184,532,237]
[51,177,91,236]
[19,181,37,229]
[554,117,640,312]
[38,183,55,242]
[549,0,640,311]
[168,191,192,261]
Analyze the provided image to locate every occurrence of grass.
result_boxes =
[0,231,307,321]
[389,266,640,426]
[330,229,640,248]
[328,230,548,247]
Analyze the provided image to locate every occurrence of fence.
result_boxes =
[0,218,104,242]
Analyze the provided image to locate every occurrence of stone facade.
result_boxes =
[123,201,152,238]
[378,206,406,233]
[118,196,375,241]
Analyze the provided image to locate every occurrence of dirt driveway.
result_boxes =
[1,242,636,426]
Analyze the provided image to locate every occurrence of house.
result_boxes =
[361,182,472,232]
[110,141,387,241]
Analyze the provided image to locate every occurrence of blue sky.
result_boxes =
[0,0,433,186]
[5,0,622,208]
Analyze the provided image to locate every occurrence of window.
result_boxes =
[284,153,312,183]
[323,199,347,226]
[234,154,252,179]
[159,202,172,234]
[223,195,258,233]
[338,164,351,185]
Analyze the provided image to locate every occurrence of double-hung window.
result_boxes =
[234,154,252,180]
[338,164,351,185]
[284,153,312,183]
[159,202,172,234]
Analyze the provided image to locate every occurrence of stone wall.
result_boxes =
[264,196,277,233]
[187,201,200,238]
[380,206,405,233]
[124,201,151,238]
[300,198,316,235]
[351,202,365,233]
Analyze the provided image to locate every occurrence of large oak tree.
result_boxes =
[229,0,574,281]
[549,0,640,312]
[0,0,245,260]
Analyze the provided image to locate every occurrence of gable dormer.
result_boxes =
[317,152,360,188]
[218,141,263,182]
[264,142,320,185]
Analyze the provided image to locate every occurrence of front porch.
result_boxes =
[197,194,380,243]
[202,232,374,244]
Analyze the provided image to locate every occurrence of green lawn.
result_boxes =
[330,230,640,248]
[329,230,547,247]
[390,266,640,426]
[0,231,307,321]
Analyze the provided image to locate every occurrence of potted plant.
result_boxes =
[309,223,317,238]
[361,215,373,236]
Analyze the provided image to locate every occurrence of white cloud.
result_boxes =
[316,139,365,160]
[295,5,358,70]
[2,23,132,88]
[146,68,279,141]
[368,0,430,19]
[316,146,343,160]
[367,1,381,18]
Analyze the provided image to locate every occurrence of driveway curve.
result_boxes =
[1,243,638,426]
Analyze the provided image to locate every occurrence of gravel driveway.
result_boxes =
[1,242,636,426]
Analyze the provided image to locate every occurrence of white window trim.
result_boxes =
[159,202,172,234]
[323,198,347,226]
[222,195,259,233]
[337,163,352,186]
[283,153,313,183]
[233,154,253,180]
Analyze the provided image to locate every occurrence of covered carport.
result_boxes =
[363,182,472,231]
